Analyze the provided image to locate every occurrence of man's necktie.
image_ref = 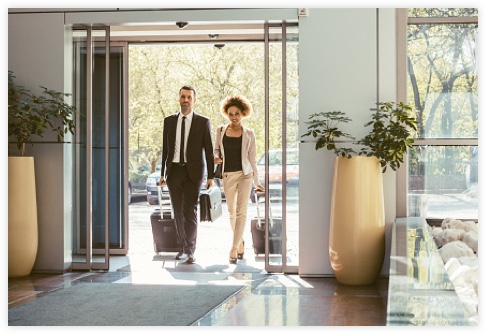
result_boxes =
[180,116,186,164]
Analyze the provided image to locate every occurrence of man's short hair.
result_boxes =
[179,85,197,98]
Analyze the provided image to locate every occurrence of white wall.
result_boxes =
[8,12,72,272]
[298,8,397,276]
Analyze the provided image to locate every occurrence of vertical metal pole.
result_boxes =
[123,43,130,252]
[281,22,288,269]
[104,26,111,267]
[88,27,111,270]
[396,8,409,217]
[86,27,93,267]
[264,23,270,268]
[376,8,380,104]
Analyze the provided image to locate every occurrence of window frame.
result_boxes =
[396,9,478,218]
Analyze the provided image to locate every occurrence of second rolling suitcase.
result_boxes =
[250,192,283,255]
[251,217,282,255]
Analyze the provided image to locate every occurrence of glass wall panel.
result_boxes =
[267,26,284,267]
[408,8,478,18]
[72,29,88,262]
[406,9,478,221]
[73,27,125,269]
[407,23,478,139]
[285,25,299,268]
[408,145,478,219]
[72,28,112,267]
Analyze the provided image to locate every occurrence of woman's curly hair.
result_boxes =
[220,95,253,118]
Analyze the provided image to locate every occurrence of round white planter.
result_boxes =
[8,157,38,277]
[329,156,385,285]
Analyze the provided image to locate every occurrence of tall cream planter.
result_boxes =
[8,157,38,278]
[329,156,385,285]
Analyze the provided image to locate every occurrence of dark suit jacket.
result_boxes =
[160,112,214,186]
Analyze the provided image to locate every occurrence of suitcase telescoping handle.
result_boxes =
[158,185,174,219]
[254,189,273,229]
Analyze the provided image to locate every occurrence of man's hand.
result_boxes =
[158,177,166,186]
[206,178,214,189]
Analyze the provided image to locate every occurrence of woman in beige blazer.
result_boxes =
[214,95,265,264]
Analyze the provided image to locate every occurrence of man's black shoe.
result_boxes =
[175,251,184,260]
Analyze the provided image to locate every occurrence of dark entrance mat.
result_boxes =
[8,282,244,326]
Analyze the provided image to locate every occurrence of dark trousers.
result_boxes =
[166,164,199,255]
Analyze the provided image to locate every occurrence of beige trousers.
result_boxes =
[222,171,254,250]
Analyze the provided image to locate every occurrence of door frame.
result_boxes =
[72,26,111,270]
[71,20,299,273]
[263,21,298,274]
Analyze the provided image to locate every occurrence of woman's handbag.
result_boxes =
[213,126,224,179]
[214,160,223,179]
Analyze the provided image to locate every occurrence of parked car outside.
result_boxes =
[128,163,149,204]
[465,146,478,189]
[255,148,299,201]
[146,165,170,205]
[215,149,299,203]
[146,165,209,205]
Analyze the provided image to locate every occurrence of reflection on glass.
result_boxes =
[407,23,477,139]
[408,8,478,18]
[388,220,469,326]
[73,32,126,262]
[408,146,478,219]
[285,26,299,268]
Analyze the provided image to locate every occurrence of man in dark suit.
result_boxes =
[158,85,214,264]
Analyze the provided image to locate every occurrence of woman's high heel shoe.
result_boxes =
[237,240,245,260]
[229,247,238,264]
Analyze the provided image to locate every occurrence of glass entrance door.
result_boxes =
[263,22,299,274]
[124,21,299,273]
[70,20,298,272]
[72,26,128,270]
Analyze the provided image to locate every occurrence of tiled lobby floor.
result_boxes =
[8,198,388,326]
[8,254,389,326]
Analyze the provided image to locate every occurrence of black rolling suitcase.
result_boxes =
[251,192,283,255]
[150,187,179,253]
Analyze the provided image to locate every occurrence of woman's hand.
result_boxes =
[255,184,265,193]
[214,157,223,164]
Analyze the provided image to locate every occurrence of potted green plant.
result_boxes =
[8,70,76,157]
[302,101,418,172]
[302,101,417,285]
[8,70,77,277]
